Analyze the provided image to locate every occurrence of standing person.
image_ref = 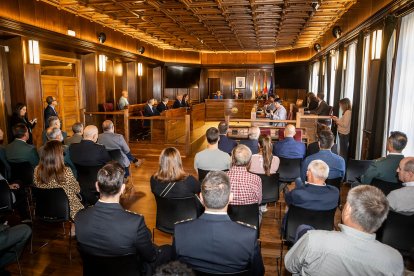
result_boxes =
[118,90,129,110]
[44,96,58,129]
[306,92,319,111]
[332,98,352,160]
[10,103,37,144]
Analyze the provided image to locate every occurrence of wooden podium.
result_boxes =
[152,108,187,143]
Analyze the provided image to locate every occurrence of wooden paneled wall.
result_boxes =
[201,52,275,65]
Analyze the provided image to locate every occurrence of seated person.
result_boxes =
[69,125,111,167]
[75,163,171,272]
[232,90,243,99]
[268,98,286,127]
[213,91,223,99]
[118,90,129,110]
[144,98,160,117]
[173,95,188,108]
[264,95,276,112]
[249,135,280,175]
[42,116,68,144]
[301,130,345,181]
[64,122,84,146]
[0,224,31,274]
[173,171,264,275]
[182,94,190,107]
[5,123,39,167]
[217,121,237,155]
[239,126,260,154]
[306,124,338,156]
[157,96,169,113]
[387,157,414,215]
[151,147,200,198]
[284,160,339,211]
[285,185,404,275]
[361,131,407,184]
[0,173,30,222]
[194,127,231,172]
[227,145,262,205]
[273,124,306,159]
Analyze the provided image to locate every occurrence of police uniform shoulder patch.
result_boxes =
[236,221,257,230]
[175,218,194,225]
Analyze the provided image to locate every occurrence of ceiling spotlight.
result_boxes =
[332,26,342,39]
[138,46,145,54]
[97,32,106,44]
[313,43,321,52]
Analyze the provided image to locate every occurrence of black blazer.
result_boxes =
[69,140,111,166]
[44,105,58,128]
[143,104,160,117]
[173,100,188,109]
[310,100,330,116]
[156,102,169,113]
[10,114,36,144]
[307,99,319,111]
[75,201,157,261]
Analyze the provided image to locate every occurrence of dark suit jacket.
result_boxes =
[173,213,264,275]
[310,100,330,116]
[143,104,160,117]
[44,105,58,129]
[361,154,404,184]
[306,142,338,157]
[5,139,39,167]
[10,114,36,144]
[218,135,237,155]
[69,140,111,167]
[156,102,169,113]
[75,201,157,262]
[239,139,259,154]
[232,93,243,99]
[173,100,188,109]
[307,99,319,111]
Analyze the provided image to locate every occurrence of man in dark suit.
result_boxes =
[308,92,331,125]
[69,125,111,167]
[144,98,160,117]
[5,124,39,167]
[173,171,264,275]
[44,96,58,129]
[273,124,306,159]
[217,121,237,155]
[173,95,186,108]
[157,96,169,113]
[75,163,171,273]
[239,126,260,154]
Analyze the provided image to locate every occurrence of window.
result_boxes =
[323,58,328,95]
[328,51,337,106]
[310,61,320,93]
[389,12,414,156]
[343,42,357,102]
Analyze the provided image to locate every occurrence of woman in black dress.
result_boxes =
[151,147,200,198]
[10,103,37,144]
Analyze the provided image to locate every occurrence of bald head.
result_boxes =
[284,124,296,138]
[397,157,414,183]
[83,125,99,142]
[102,120,114,132]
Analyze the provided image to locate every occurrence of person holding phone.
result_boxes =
[10,103,37,144]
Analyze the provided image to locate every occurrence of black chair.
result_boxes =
[31,187,72,259]
[78,247,140,276]
[278,158,302,183]
[194,270,250,276]
[257,173,280,219]
[0,147,11,180]
[227,203,260,236]
[153,195,199,239]
[371,178,403,196]
[74,164,103,205]
[107,149,123,164]
[345,159,373,184]
[9,162,34,186]
[0,179,13,215]
[198,169,229,183]
[377,211,414,256]
[325,177,342,205]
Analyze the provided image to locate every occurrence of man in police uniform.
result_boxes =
[75,163,171,273]
[173,171,264,275]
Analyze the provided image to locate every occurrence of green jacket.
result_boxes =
[360,154,404,184]
[5,139,39,167]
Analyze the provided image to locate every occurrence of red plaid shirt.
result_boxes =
[227,166,262,205]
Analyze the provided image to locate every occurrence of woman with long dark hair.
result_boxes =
[249,134,280,175]
[332,98,352,159]
[151,147,200,198]
[10,103,37,144]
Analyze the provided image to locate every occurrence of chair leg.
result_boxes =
[279,241,284,276]
[15,251,22,276]
[62,222,66,236]
[69,222,72,262]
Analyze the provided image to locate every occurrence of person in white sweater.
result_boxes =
[332,98,352,159]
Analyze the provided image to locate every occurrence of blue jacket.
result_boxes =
[273,137,306,159]
[218,135,237,155]
[301,150,345,181]
[240,139,259,154]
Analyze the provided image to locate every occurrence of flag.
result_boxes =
[263,72,268,94]
[251,73,256,99]
[257,73,261,94]
[269,72,273,96]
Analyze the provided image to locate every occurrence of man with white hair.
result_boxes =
[285,185,404,275]
[64,122,84,146]
[284,160,339,210]
[144,98,160,117]
[240,126,260,154]
[118,90,129,110]
[42,116,67,144]
[273,124,306,159]
[387,157,414,215]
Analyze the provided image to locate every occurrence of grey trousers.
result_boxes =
[0,224,32,267]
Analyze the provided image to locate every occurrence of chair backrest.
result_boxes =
[32,187,70,222]
[107,149,123,165]
[345,159,373,183]
[278,129,302,142]
[0,147,11,179]
[74,164,103,205]
[257,173,279,204]
[195,270,250,276]
[284,205,336,242]
[259,128,271,136]
[227,203,259,233]
[198,169,210,183]
[377,211,414,256]
[78,247,140,276]
[102,103,114,112]
[154,195,199,234]
[371,178,403,196]
[0,180,13,214]
[278,157,302,183]
[9,161,34,186]
[325,177,342,191]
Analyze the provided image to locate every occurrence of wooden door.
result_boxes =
[41,76,80,134]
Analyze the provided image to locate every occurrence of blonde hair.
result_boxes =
[153,147,187,182]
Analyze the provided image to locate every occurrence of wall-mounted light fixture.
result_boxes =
[137,62,143,77]
[67,29,76,37]
[343,50,347,70]
[313,43,321,52]
[28,40,40,64]
[98,54,107,72]
[332,26,342,39]
[371,29,383,60]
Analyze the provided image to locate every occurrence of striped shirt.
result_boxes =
[227,166,262,205]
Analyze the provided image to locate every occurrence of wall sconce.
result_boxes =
[343,50,347,70]
[67,29,76,37]
[98,54,107,72]
[137,62,143,77]
[371,29,383,60]
[313,43,321,52]
[28,40,40,64]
